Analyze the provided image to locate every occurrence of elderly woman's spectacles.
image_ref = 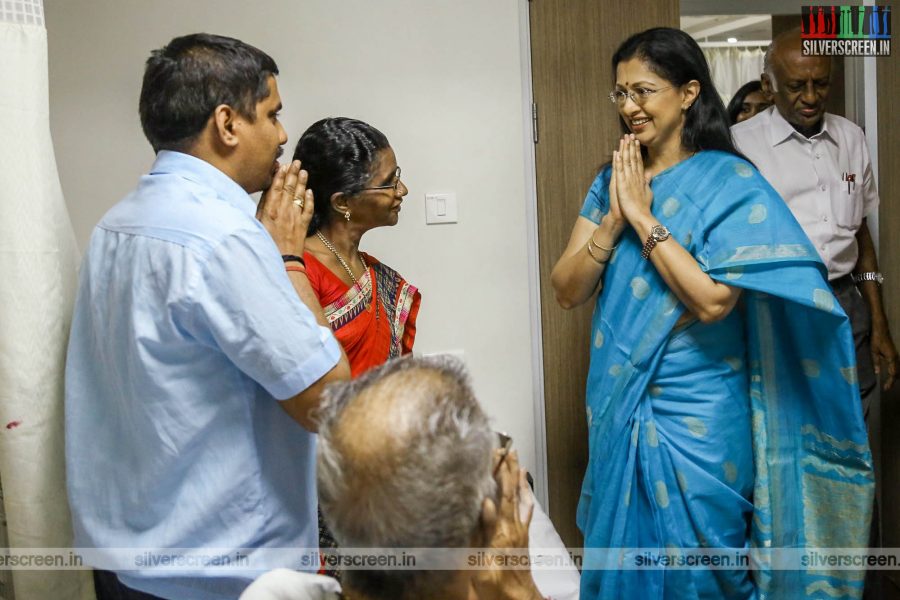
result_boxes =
[360,166,402,193]
[608,86,672,105]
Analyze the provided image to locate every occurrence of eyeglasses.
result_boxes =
[608,86,673,106]
[359,166,402,193]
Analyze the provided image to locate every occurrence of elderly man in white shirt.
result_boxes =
[732,29,896,583]
[732,28,897,411]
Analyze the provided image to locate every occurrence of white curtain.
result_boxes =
[702,46,767,105]
[0,1,94,598]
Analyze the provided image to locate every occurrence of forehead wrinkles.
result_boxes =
[773,50,831,81]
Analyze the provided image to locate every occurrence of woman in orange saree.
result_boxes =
[293,117,421,377]
[292,118,421,578]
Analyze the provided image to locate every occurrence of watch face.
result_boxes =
[651,225,670,241]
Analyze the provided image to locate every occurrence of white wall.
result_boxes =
[46,1,539,475]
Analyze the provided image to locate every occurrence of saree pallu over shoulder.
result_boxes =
[370,258,419,359]
[304,252,420,376]
[577,151,873,599]
[323,268,374,330]
[698,160,873,599]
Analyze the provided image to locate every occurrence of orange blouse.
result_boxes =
[304,251,421,377]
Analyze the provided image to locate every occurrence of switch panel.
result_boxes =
[425,192,458,224]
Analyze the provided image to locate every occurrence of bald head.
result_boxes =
[325,367,470,501]
[315,356,497,599]
[762,27,832,137]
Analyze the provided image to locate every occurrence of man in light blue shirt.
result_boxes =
[65,33,350,600]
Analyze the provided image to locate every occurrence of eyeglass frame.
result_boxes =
[358,166,402,193]
[608,86,673,106]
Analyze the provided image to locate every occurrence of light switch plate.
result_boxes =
[425,192,458,224]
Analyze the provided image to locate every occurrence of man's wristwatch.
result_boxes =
[641,224,671,259]
[852,272,884,285]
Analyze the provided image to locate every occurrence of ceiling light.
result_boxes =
[727,37,738,43]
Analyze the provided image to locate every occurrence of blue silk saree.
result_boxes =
[576,151,873,599]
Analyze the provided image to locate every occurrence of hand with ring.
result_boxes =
[257,160,315,256]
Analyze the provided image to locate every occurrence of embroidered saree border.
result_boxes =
[322,272,372,329]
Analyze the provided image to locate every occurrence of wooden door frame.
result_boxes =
[518,0,549,509]
[874,1,900,588]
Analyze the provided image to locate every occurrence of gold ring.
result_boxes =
[293,198,304,208]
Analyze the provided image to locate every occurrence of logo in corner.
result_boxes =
[801,5,891,56]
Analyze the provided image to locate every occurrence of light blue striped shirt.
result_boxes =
[65,151,341,599]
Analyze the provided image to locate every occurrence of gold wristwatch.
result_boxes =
[641,225,670,259]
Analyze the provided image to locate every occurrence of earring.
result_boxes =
[344,211,351,222]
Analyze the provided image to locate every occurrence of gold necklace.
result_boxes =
[316,231,368,284]
[315,231,382,319]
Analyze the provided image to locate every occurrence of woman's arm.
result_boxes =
[551,168,627,309]
[550,216,623,309]
[630,213,740,322]
[615,136,741,323]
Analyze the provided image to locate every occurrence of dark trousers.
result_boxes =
[831,277,882,598]
[830,275,878,412]
[94,570,165,600]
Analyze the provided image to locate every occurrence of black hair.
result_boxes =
[726,80,764,125]
[612,27,746,160]
[292,117,391,235]
[139,33,278,153]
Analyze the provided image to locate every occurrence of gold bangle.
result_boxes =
[586,240,608,264]
[589,230,617,254]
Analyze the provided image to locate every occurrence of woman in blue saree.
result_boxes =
[551,28,873,599]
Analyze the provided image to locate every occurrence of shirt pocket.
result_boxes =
[833,187,864,230]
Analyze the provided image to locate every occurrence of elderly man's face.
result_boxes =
[763,48,831,136]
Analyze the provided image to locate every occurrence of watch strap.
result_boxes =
[641,225,669,260]
[852,272,883,284]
